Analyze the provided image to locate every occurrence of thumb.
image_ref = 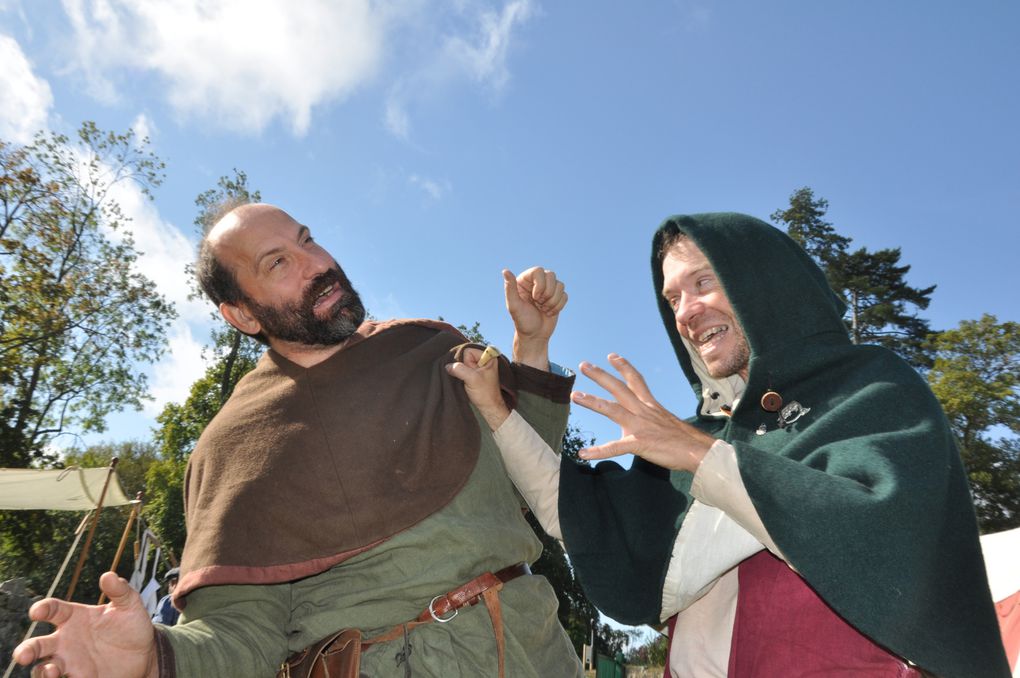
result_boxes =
[100,571,140,609]
[445,362,476,386]
[503,269,522,311]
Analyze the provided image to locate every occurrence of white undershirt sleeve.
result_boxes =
[660,440,785,620]
[492,409,563,540]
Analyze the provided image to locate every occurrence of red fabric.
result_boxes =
[996,589,1020,671]
[662,614,677,678]
[728,551,923,677]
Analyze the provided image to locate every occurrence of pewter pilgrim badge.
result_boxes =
[777,401,811,429]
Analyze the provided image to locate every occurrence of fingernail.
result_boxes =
[572,392,586,401]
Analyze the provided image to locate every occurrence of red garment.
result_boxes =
[996,589,1020,672]
[727,551,924,677]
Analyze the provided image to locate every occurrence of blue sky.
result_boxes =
[2,0,1018,452]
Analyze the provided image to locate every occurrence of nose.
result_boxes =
[673,293,702,329]
[298,247,332,280]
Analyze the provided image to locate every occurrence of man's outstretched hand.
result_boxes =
[13,571,159,678]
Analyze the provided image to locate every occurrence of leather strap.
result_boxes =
[360,563,529,677]
[418,563,528,623]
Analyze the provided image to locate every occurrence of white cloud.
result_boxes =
[146,322,208,414]
[364,291,406,322]
[444,0,534,90]
[100,167,215,409]
[0,33,53,143]
[60,0,385,135]
[381,0,535,140]
[409,173,451,201]
[384,86,411,139]
[130,112,156,145]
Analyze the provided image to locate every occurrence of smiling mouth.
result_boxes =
[312,283,339,308]
[694,325,728,354]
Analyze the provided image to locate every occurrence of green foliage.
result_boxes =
[142,457,188,560]
[0,122,175,465]
[771,187,935,368]
[595,622,639,658]
[624,628,668,667]
[927,314,1020,530]
[143,169,264,558]
[770,187,850,267]
[831,246,936,367]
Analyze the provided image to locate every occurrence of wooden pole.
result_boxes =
[98,491,143,604]
[65,458,119,601]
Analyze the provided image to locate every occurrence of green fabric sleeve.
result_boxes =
[165,581,292,677]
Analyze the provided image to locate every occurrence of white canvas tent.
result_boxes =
[1,464,137,678]
[0,467,132,510]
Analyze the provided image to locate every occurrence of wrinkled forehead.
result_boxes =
[661,239,715,289]
[209,205,302,266]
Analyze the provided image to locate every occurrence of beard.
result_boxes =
[245,265,366,347]
[706,330,751,379]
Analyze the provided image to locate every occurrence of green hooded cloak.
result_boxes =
[559,213,1009,677]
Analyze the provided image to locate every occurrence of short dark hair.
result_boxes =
[657,229,689,264]
[194,200,272,345]
[195,199,248,307]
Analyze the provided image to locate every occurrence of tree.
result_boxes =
[829,246,937,367]
[927,314,1020,531]
[0,123,175,465]
[772,187,935,367]
[145,170,264,557]
[625,628,668,667]
[770,186,850,268]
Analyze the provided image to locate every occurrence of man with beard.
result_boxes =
[14,203,583,678]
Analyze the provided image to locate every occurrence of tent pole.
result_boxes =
[65,458,118,601]
[98,492,143,604]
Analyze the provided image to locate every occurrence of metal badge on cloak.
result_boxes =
[755,389,811,435]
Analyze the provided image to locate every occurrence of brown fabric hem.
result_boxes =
[176,539,384,606]
[511,362,574,403]
[153,627,176,678]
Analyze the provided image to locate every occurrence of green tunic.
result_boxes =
[162,320,582,677]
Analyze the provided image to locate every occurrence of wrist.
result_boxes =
[512,335,550,371]
[476,402,511,432]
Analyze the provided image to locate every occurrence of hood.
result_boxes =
[650,212,848,413]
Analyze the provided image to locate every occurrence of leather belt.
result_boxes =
[277,564,530,678]
[416,562,530,625]
[361,562,529,677]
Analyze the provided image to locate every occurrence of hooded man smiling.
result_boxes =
[559,213,1008,677]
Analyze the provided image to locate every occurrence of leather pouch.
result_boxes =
[277,628,362,678]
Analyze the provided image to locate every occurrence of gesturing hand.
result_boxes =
[571,354,716,473]
[504,267,567,370]
[13,572,159,678]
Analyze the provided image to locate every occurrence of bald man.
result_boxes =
[15,204,583,678]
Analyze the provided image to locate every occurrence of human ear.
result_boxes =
[220,302,261,336]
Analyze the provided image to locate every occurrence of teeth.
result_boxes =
[698,326,726,343]
[317,284,335,299]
